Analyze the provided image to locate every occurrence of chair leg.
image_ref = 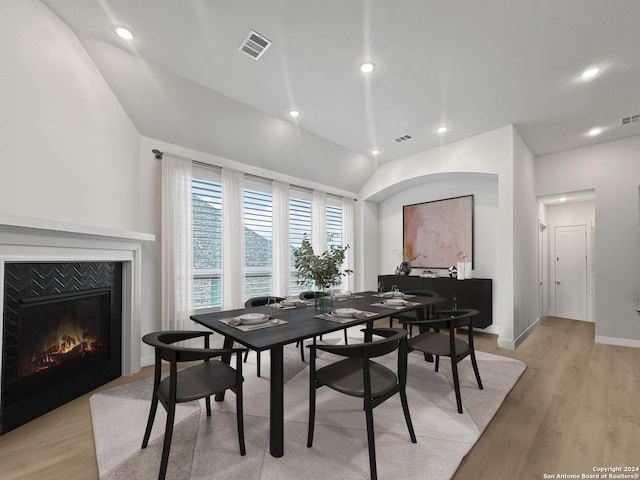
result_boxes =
[235,387,246,455]
[364,404,378,480]
[307,384,316,447]
[399,387,417,443]
[205,395,212,417]
[299,340,305,362]
[158,401,177,480]
[141,392,159,448]
[256,351,261,377]
[450,360,463,414]
[470,351,484,390]
[243,349,249,363]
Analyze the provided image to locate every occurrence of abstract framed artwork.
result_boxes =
[403,195,473,269]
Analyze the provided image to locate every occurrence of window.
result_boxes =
[192,173,222,309]
[326,201,343,247]
[243,180,273,300]
[191,164,352,309]
[289,189,313,294]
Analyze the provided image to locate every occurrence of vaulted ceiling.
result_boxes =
[42,0,640,193]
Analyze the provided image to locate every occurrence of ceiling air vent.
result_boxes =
[621,114,639,125]
[238,30,272,60]
[394,134,413,143]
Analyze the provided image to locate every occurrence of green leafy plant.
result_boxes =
[292,235,352,289]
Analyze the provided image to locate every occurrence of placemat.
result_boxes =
[314,310,378,323]
[218,317,288,331]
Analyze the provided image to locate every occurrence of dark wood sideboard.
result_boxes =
[377,275,493,328]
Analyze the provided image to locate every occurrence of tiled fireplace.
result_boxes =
[0,214,154,433]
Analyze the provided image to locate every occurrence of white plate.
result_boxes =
[238,313,268,325]
[281,299,299,306]
[333,308,358,318]
[384,298,405,306]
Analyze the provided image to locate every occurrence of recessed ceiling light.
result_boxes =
[115,26,134,40]
[370,148,380,155]
[360,62,375,73]
[580,66,601,81]
[559,196,568,202]
[587,127,602,137]
[437,126,448,134]
[288,109,300,118]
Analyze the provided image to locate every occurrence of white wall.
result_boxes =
[0,0,141,231]
[512,129,539,343]
[376,173,498,281]
[359,126,524,345]
[545,200,595,321]
[536,135,640,346]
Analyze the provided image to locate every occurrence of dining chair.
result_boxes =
[400,309,483,414]
[389,289,441,335]
[141,330,246,480]
[307,328,416,480]
[243,296,285,377]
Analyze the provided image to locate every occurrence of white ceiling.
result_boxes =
[41,0,640,193]
[538,189,595,206]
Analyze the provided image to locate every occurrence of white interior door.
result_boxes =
[554,225,587,320]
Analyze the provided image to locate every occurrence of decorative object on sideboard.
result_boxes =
[465,263,472,278]
[393,248,426,276]
[456,262,471,280]
[448,265,458,279]
[395,261,412,276]
[420,270,439,278]
[456,251,472,280]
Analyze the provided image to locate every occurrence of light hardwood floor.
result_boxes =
[1,316,638,479]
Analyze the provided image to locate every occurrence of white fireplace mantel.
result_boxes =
[0,213,155,376]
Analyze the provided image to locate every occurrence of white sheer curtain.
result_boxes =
[222,168,245,309]
[342,198,355,293]
[312,190,327,256]
[161,155,193,331]
[272,180,290,297]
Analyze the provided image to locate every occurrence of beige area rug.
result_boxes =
[90,328,526,480]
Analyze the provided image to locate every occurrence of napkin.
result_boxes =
[332,310,368,319]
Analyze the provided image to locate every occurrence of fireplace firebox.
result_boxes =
[1,262,122,434]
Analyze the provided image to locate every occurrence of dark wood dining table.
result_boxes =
[190,290,444,458]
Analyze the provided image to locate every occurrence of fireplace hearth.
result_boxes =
[1,262,122,434]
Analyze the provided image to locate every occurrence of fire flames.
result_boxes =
[29,315,102,374]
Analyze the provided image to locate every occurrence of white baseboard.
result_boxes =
[480,324,499,335]
[140,355,155,369]
[595,335,640,349]
[497,318,540,350]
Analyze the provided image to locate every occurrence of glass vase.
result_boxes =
[314,288,333,312]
